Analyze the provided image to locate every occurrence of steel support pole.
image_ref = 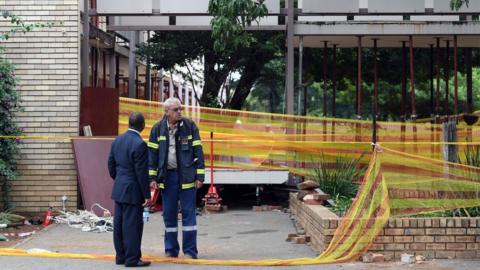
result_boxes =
[466,48,473,114]
[128,31,138,98]
[409,35,416,118]
[430,44,434,116]
[445,40,450,115]
[109,50,116,88]
[323,41,328,117]
[332,44,337,117]
[401,41,407,118]
[285,0,294,115]
[145,31,151,101]
[356,36,362,118]
[298,36,303,116]
[373,39,379,117]
[453,35,458,115]
[436,37,441,116]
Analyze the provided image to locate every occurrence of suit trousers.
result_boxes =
[113,202,144,265]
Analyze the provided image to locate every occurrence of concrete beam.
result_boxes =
[294,21,480,36]
[108,25,286,31]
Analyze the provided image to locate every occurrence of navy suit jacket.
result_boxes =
[108,130,150,205]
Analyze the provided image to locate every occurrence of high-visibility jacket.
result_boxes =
[148,116,205,189]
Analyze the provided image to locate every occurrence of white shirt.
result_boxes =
[128,128,141,136]
[167,121,178,169]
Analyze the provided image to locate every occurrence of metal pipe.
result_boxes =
[445,40,450,115]
[356,36,362,118]
[436,37,441,116]
[285,0,295,115]
[128,31,138,98]
[401,41,407,118]
[323,41,328,117]
[373,39,379,117]
[466,48,473,113]
[332,44,337,117]
[409,35,416,118]
[453,35,458,115]
[298,36,303,116]
[102,50,106,88]
[430,44,434,117]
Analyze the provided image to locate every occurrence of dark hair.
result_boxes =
[128,112,145,132]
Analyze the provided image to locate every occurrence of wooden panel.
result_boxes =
[80,87,119,136]
[73,139,114,215]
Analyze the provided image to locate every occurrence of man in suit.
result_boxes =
[108,112,151,267]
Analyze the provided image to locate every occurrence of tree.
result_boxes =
[138,0,283,110]
[450,0,469,10]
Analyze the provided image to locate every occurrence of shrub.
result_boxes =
[0,52,22,211]
[309,153,364,199]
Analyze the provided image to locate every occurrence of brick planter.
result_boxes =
[289,193,480,260]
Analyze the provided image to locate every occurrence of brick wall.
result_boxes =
[0,0,80,213]
[290,193,480,260]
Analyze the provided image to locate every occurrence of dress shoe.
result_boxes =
[185,253,198,259]
[115,260,124,265]
[165,252,178,258]
[125,260,151,267]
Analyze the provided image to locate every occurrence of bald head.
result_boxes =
[129,112,145,132]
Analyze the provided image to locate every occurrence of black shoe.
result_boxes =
[185,253,198,259]
[165,252,178,258]
[125,260,151,267]
[115,260,124,265]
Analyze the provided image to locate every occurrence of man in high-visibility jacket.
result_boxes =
[148,97,205,259]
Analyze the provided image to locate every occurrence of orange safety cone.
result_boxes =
[42,207,54,227]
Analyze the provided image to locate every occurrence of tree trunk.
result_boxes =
[229,51,272,110]
[200,50,228,107]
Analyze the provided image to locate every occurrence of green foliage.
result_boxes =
[0,53,22,211]
[209,0,268,54]
[331,195,353,217]
[244,52,285,113]
[1,10,58,41]
[309,153,364,199]
[460,145,480,167]
[450,0,469,10]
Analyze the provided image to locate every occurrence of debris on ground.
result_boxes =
[0,234,7,241]
[252,205,283,211]
[362,253,385,263]
[415,255,426,263]
[0,212,26,225]
[401,253,416,264]
[0,224,43,247]
[204,204,224,213]
[286,232,311,245]
[53,204,113,233]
